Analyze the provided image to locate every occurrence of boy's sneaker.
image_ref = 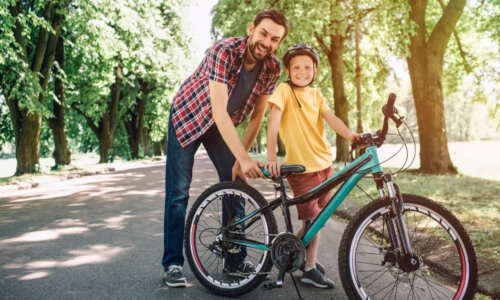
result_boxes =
[301,268,335,289]
[300,261,326,275]
[223,261,256,278]
[165,265,187,287]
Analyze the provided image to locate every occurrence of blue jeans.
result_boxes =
[162,115,246,271]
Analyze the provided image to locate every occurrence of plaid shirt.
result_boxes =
[171,37,281,147]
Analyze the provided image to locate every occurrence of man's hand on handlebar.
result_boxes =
[238,158,265,182]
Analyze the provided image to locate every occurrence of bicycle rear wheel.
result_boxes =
[184,181,277,297]
[339,194,478,300]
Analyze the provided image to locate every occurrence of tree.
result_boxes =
[1,0,68,174]
[47,36,71,166]
[406,0,466,173]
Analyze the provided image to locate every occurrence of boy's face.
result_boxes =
[247,18,285,62]
[286,55,318,87]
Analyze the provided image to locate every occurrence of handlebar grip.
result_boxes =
[387,93,396,111]
[382,93,397,117]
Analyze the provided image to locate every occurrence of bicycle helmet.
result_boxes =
[282,43,319,69]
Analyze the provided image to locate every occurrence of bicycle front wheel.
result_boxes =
[184,181,277,297]
[339,194,478,300]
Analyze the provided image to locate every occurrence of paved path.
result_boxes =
[0,153,349,299]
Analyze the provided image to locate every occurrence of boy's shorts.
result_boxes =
[287,166,334,220]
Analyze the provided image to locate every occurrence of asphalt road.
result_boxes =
[0,154,349,300]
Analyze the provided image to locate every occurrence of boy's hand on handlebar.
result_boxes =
[350,133,362,143]
[264,159,283,177]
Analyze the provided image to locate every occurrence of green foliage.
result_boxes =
[0,97,14,150]
[57,0,193,154]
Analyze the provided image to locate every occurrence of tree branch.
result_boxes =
[32,1,53,73]
[9,1,29,64]
[314,31,331,58]
[71,103,100,136]
[427,0,466,60]
[108,60,122,136]
[39,4,66,104]
[436,0,471,74]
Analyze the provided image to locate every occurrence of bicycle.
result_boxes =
[184,94,478,299]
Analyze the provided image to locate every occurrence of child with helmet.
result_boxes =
[265,43,359,289]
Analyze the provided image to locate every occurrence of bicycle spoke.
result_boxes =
[344,198,475,300]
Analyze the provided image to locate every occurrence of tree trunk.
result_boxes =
[74,60,122,164]
[407,0,465,173]
[98,60,122,163]
[329,35,350,162]
[124,79,148,159]
[142,127,152,157]
[48,36,71,166]
[161,137,167,156]
[153,141,162,156]
[15,113,42,174]
[124,115,141,159]
[98,129,112,163]
[355,4,363,134]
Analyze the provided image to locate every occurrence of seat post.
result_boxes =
[277,177,294,233]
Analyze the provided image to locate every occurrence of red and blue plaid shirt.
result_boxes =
[171,37,281,147]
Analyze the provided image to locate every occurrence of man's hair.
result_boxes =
[253,9,289,40]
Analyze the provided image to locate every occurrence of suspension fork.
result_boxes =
[383,174,414,256]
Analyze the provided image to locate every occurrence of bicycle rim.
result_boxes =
[188,188,271,289]
[347,198,475,299]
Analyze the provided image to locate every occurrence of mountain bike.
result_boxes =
[184,94,478,299]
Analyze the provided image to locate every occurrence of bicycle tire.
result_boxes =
[339,194,478,300]
[184,181,278,297]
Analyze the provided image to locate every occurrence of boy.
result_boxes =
[265,43,359,288]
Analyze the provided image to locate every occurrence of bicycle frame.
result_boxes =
[225,145,386,250]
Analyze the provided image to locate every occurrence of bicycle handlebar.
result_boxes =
[352,93,403,150]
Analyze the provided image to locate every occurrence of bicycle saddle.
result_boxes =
[280,165,306,176]
[261,165,306,178]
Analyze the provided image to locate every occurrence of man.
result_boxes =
[163,9,288,287]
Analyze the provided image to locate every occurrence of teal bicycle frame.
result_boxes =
[302,146,382,245]
[225,145,385,251]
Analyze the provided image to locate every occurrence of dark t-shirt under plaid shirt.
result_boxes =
[170,37,281,147]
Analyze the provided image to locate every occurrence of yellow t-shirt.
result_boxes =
[268,82,332,173]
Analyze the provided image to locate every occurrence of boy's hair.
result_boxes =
[253,9,289,40]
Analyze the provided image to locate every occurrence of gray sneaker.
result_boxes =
[301,268,335,289]
[300,261,326,274]
[165,265,187,287]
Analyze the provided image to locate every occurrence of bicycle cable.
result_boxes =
[343,111,418,198]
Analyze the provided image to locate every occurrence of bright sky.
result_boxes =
[186,0,219,63]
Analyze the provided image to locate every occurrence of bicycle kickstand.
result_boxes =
[261,252,304,299]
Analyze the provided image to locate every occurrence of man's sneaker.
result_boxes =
[223,261,256,278]
[165,265,187,287]
[301,268,335,289]
[300,261,326,274]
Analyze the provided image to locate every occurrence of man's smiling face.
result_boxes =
[247,18,285,62]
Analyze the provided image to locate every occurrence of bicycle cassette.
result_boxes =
[270,232,305,272]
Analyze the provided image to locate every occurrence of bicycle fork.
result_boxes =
[376,174,417,268]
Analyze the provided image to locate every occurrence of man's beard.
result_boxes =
[248,38,271,62]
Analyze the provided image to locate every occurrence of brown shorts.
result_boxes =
[287,166,334,220]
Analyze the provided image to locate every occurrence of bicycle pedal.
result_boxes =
[261,280,283,290]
